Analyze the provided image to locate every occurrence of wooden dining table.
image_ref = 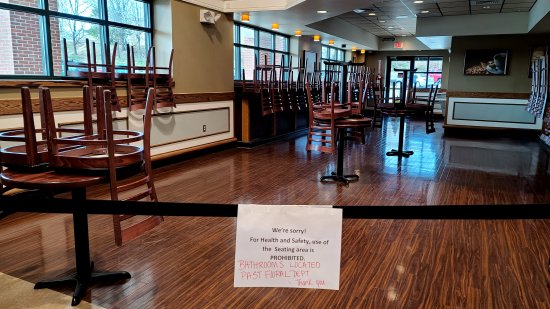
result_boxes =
[0,168,131,306]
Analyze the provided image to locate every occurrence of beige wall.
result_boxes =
[0,87,83,100]
[365,50,450,89]
[298,36,322,67]
[165,1,234,93]
[447,34,550,93]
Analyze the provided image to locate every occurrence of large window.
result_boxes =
[0,0,152,78]
[233,23,289,81]
[321,45,345,75]
[414,56,443,88]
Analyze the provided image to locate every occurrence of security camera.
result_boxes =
[200,9,221,24]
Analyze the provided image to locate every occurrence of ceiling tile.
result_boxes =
[442,11,469,16]
[438,2,469,8]
[502,3,536,9]
[501,7,530,12]
[440,8,470,13]
[471,9,501,14]
[504,0,535,3]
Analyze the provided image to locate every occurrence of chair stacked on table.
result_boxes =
[0,85,163,247]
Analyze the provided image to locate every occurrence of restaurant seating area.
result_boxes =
[1,0,550,307]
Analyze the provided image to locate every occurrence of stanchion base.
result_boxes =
[320,172,359,185]
[386,149,414,158]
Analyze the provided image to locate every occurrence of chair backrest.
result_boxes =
[0,87,46,169]
[106,87,156,202]
[126,45,154,111]
[109,87,161,245]
[428,83,440,108]
[348,72,364,113]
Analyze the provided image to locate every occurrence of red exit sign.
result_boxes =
[394,42,404,49]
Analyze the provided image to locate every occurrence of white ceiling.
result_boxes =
[334,0,538,38]
[185,0,545,51]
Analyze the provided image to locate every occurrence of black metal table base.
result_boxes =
[385,114,413,159]
[35,261,131,306]
[386,149,414,158]
[34,188,131,306]
[321,171,359,185]
[320,129,360,185]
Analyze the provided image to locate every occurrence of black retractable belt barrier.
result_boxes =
[0,195,550,220]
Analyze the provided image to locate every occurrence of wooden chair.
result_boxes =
[270,60,285,113]
[293,58,308,111]
[63,38,121,112]
[125,45,154,111]
[404,82,426,111]
[0,87,48,170]
[0,87,92,170]
[41,86,162,246]
[306,82,351,154]
[151,47,175,109]
[345,71,367,144]
[425,84,439,134]
[370,83,387,128]
[280,55,295,112]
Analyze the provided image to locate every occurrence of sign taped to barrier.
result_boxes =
[234,204,342,290]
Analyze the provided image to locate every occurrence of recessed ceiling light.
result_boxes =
[396,15,408,19]
[388,26,394,28]
[368,12,376,16]
[482,6,490,9]
[317,10,327,14]
[421,10,429,13]
[413,1,424,3]
[380,20,386,23]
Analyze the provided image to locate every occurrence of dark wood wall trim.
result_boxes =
[174,92,234,103]
[446,91,530,99]
[0,97,129,116]
[0,92,234,116]
[0,80,127,88]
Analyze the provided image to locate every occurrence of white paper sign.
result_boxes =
[234,204,342,290]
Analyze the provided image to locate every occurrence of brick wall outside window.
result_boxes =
[0,0,150,77]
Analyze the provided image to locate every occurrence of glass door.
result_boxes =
[386,57,414,103]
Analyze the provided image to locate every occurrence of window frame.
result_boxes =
[320,44,345,79]
[321,45,345,63]
[0,0,153,80]
[233,22,290,81]
[413,56,443,89]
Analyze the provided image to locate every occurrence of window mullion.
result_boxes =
[42,0,54,77]
[101,0,109,66]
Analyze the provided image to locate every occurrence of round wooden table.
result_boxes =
[1,169,131,306]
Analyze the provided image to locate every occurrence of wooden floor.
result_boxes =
[1,118,550,308]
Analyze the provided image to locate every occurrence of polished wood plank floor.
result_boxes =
[1,118,550,308]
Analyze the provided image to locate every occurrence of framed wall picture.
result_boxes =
[528,45,547,78]
[464,49,509,75]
